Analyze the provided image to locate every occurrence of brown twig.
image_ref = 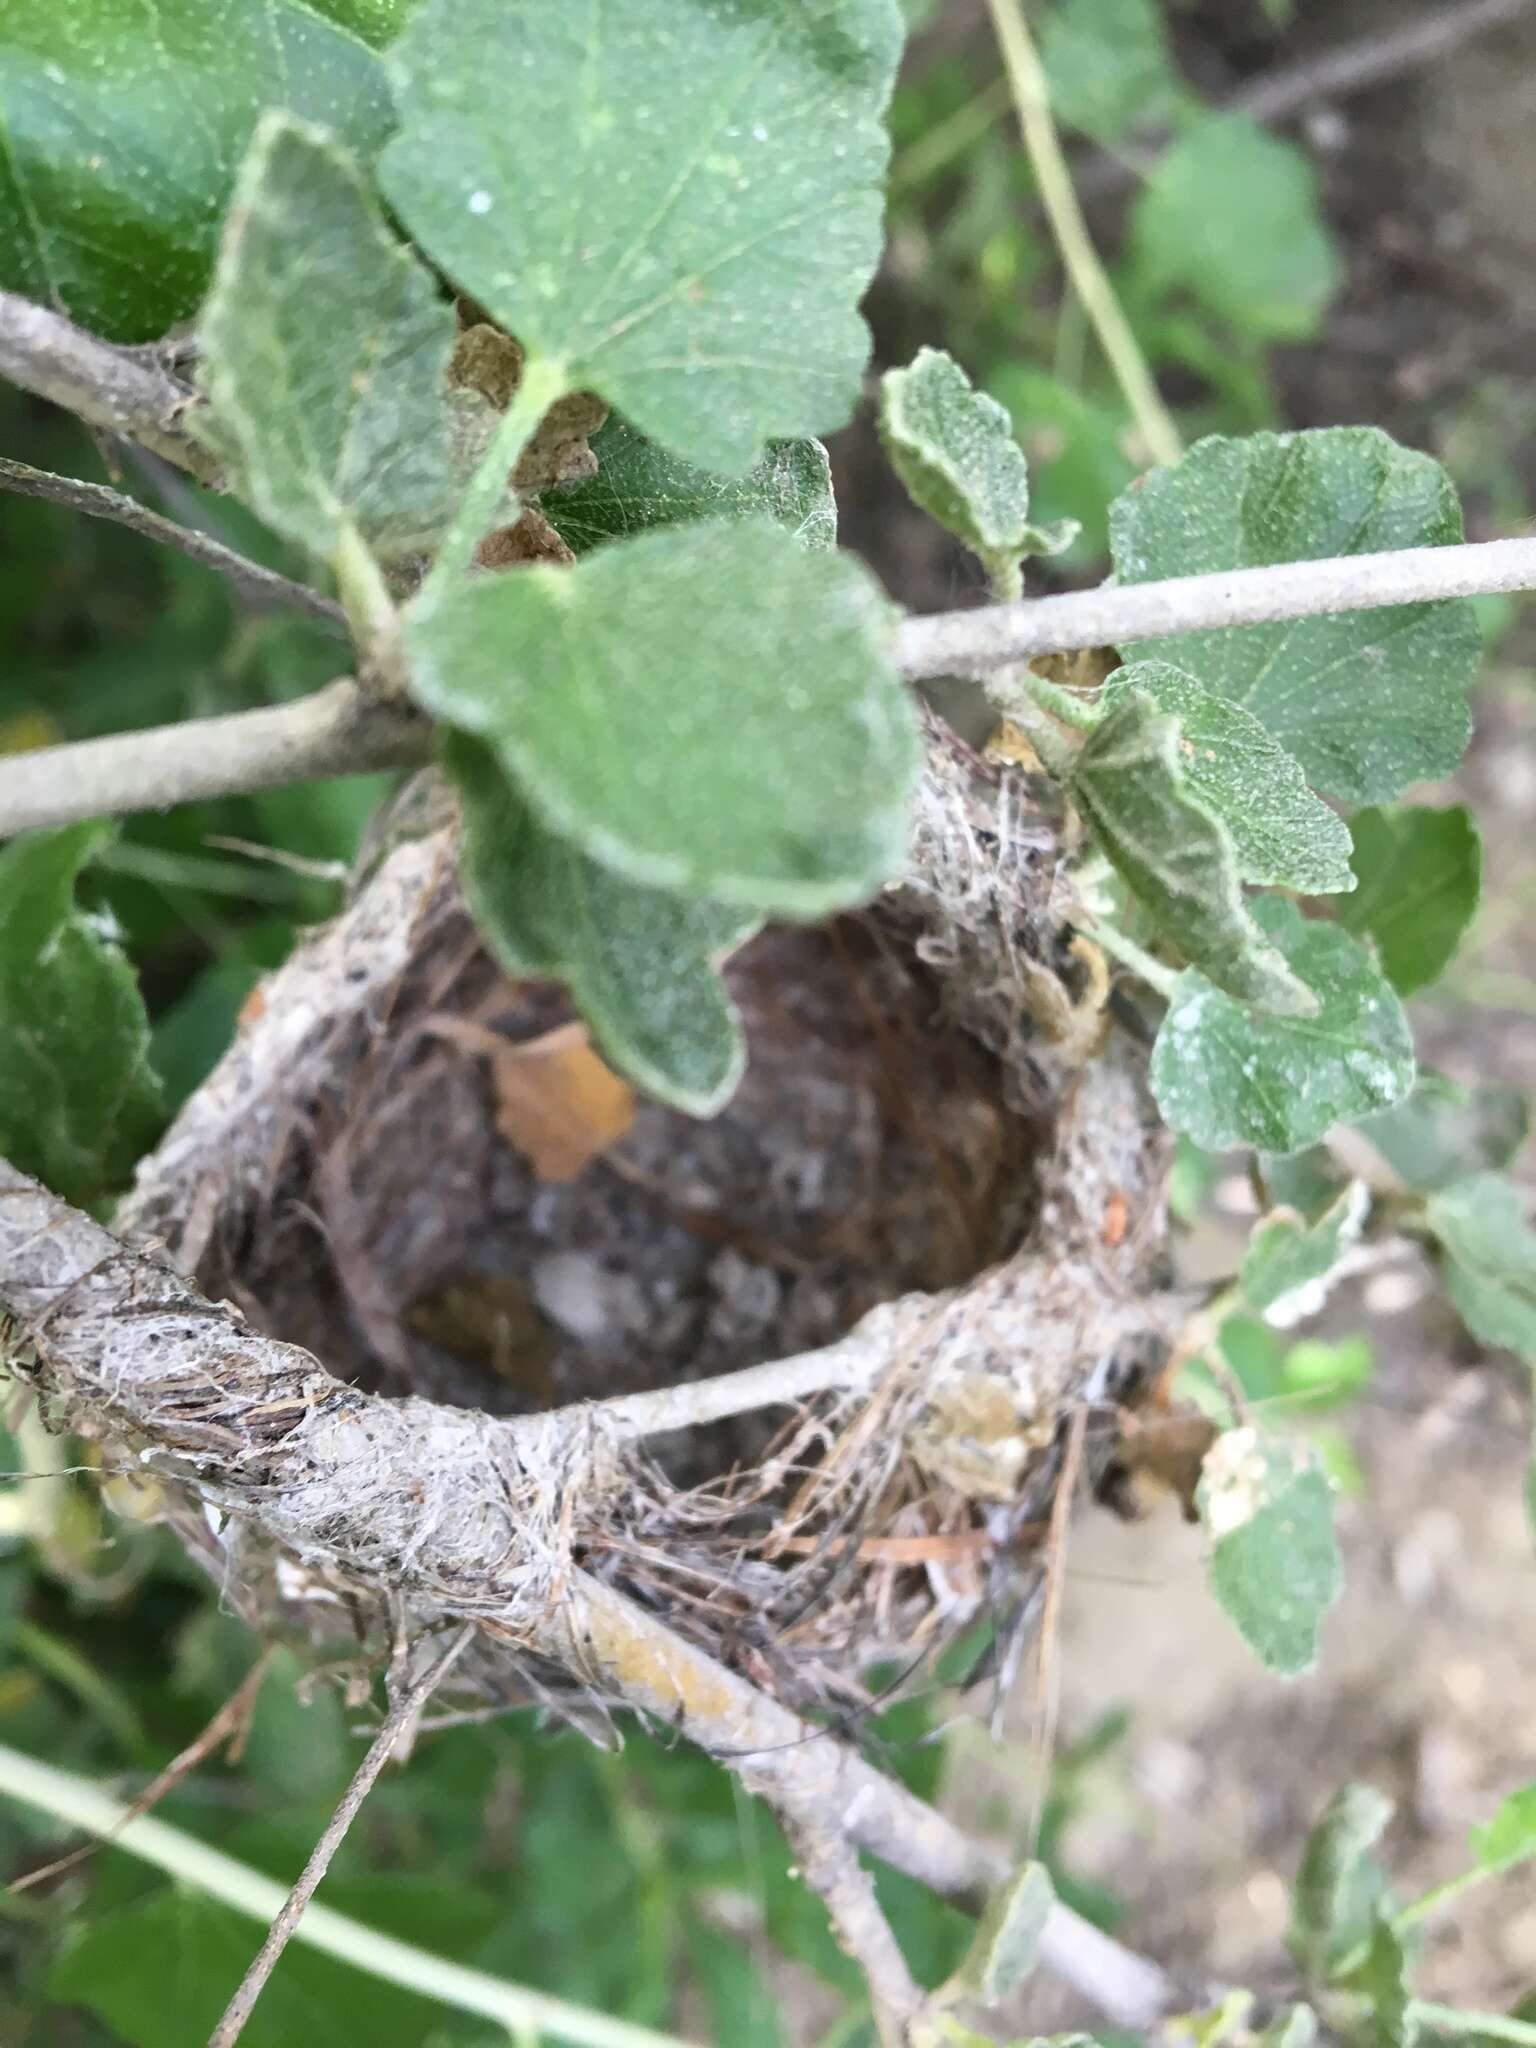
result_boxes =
[0,460,345,633]
[780,1814,923,2047]
[0,291,221,485]
[209,1625,476,2048]
[10,1647,274,1896]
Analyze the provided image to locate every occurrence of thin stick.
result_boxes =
[0,1739,698,2048]
[0,460,345,632]
[0,677,429,836]
[779,1815,923,2048]
[983,0,1182,467]
[10,1647,274,1896]
[6,531,1536,837]
[209,1626,476,2048]
[1027,1407,1085,1852]
[0,291,221,485]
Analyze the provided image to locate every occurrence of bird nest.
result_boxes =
[7,720,1181,1735]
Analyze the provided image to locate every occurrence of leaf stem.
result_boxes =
[1408,2006,1536,2045]
[422,351,570,596]
[985,673,1079,778]
[0,1739,699,2048]
[1085,917,1180,1000]
[983,0,1182,469]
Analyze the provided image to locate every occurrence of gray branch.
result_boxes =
[0,291,222,485]
[0,459,345,633]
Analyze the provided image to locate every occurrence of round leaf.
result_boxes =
[1338,804,1481,996]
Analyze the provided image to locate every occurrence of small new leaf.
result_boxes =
[1242,1181,1370,1322]
[409,519,919,918]
[195,114,458,562]
[1425,1173,1536,1365]
[1290,1783,1393,1984]
[1338,805,1481,995]
[1040,0,1184,143]
[0,825,161,1207]
[1101,661,1354,893]
[547,419,836,555]
[880,348,1077,571]
[1352,1072,1529,1193]
[1469,1783,1536,1875]
[1071,686,1314,1012]
[1110,429,1479,803]
[939,1861,1054,2008]
[382,0,901,476]
[1359,1915,1418,2048]
[448,736,757,1114]
[1199,1426,1342,1677]
[1151,897,1415,1155]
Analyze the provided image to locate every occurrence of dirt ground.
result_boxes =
[835,0,1536,2022]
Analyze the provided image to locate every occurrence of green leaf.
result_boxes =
[1040,0,1184,143]
[49,1885,445,2048]
[447,735,756,1113]
[381,0,901,476]
[1470,1784,1536,1875]
[986,366,1137,560]
[1352,1072,1529,1193]
[1150,896,1416,1155]
[1359,1915,1419,2048]
[547,418,835,555]
[940,1861,1054,2006]
[0,0,395,342]
[1071,687,1313,1012]
[1242,1181,1369,1320]
[195,115,457,563]
[1259,2009,1319,2048]
[1129,115,1339,342]
[1425,1173,1536,1364]
[1290,1784,1394,1983]
[1198,1425,1342,1676]
[408,518,918,917]
[879,348,1076,568]
[1110,429,1480,803]
[1338,806,1481,996]
[1101,661,1355,893]
[0,824,161,1206]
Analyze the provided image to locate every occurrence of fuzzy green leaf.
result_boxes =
[1425,1173,1536,1364]
[1040,0,1183,143]
[1071,686,1314,1012]
[1359,1916,1418,2048]
[1470,1784,1536,1876]
[447,735,756,1113]
[1199,1426,1341,1676]
[1291,1784,1394,1984]
[1151,897,1415,1155]
[547,419,835,555]
[408,519,918,917]
[1242,1181,1369,1320]
[381,0,901,477]
[879,348,1076,566]
[1110,429,1480,803]
[0,825,161,1207]
[940,1862,1054,2006]
[1338,805,1481,996]
[194,115,458,562]
[1130,116,1339,343]
[1352,1072,1528,1193]
[0,0,396,342]
[1101,661,1354,893]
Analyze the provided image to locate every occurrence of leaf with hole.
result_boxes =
[1425,1173,1536,1365]
[0,824,161,1207]
[447,736,757,1113]
[194,115,458,563]
[0,0,397,342]
[1352,1071,1528,1193]
[381,0,901,476]
[1242,1181,1369,1322]
[547,419,835,555]
[1199,1427,1341,1677]
[1290,1784,1393,1983]
[1070,685,1314,1011]
[1130,116,1339,343]
[1337,805,1481,996]
[1150,897,1415,1155]
[409,518,918,917]
[1100,661,1354,893]
[879,348,1076,571]
[1110,429,1480,803]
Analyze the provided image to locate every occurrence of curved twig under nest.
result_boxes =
[0,717,1192,2028]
